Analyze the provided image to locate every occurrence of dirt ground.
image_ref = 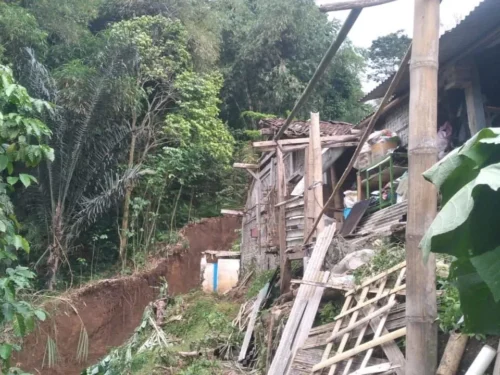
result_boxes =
[15,216,241,375]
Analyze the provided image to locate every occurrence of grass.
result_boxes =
[164,291,241,352]
[83,290,242,375]
[246,269,274,299]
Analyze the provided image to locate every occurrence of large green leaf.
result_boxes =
[421,163,500,259]
[423,128,500,203]
[471,246,500,302]
[453,259,500,334]
[0,343,12,360]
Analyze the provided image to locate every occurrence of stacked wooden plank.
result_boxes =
[267,224,337,374]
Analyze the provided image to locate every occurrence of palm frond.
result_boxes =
[70,166,142,239]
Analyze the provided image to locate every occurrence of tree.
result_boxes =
[107,15,191,267]
[0,65,52,372]
[0,3,47,64]
[217,0,369,128]
[19,45,141,289]
[368,30,411,83]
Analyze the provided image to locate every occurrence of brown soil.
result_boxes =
[15,216,241,375]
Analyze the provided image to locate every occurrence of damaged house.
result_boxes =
[228,1,500,374]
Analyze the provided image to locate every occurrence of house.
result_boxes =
[236,0,500,277]
[237,118,361,273]
[359,0,500,147]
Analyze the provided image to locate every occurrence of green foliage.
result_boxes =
[0,3,48,64]
[83,291,240,375]
[178,358,220,375]
[218,0,369,128]
[353,241,406,284]
[247,269,274,299]
[0,65,52,371]
[165,71,234,165]
[437,279,462,333]
[25,0,100,45]
[368,30,411,83]
[109,15,191,80]
[315,302,342,326]
[422,128,500,334]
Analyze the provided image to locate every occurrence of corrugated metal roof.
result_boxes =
[361,0,500,102]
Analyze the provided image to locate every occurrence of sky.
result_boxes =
[314,0,484,91]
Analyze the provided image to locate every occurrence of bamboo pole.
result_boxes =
[312,328,407,372]
[319,0,396,12]
[273,10,362,141]
[304,44,412,244]
[406,0,440,374]
[335,284,406,320]
[436,332,468,375]
[277,147,291,294]
[340,278,389,375]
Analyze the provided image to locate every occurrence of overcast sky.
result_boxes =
[315,0,484,90]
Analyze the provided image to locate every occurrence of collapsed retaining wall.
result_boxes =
[15,216,241,375]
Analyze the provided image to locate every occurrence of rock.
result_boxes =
[332,249,375,275]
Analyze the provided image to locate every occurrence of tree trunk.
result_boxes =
[46,202,64,290]
[119,116,137,270]
[406,0,440,374]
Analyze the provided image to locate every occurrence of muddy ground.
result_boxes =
[15,216,241,375]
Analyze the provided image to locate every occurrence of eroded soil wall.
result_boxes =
[16,216,241,375]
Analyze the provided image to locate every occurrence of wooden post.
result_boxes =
[406,0,440,374]
[246,169,262,255]
[464,61,486,135]
[277,147,291,294]
[331,166,344,223]
[304,113,324,267]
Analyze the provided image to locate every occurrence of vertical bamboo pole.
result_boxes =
[311,113,324,236]
[277,147,291,293]
[304,113,324,269]
[406,0,440,374]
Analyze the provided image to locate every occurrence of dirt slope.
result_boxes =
[15,216,241,375]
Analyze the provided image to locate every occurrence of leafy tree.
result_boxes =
[18,44,140,289]
[0,65,52,372]
[23,0,101,45]
[368,30,411,83]
[0,3,47,64]
[422,128,500,334]
[107,15,191,267]
[217,0,369,128]
[96,0,221,70]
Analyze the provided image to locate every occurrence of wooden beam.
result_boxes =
[465,61,486,135]
[335,284,406,320]
[355,95,408,129]
[304,42,412,244]
[312,328,407,372]
[221,209,244,216]
[253,135,358,150]
[406,0,440,374]
[257,142,358,153]
[233,163,259,169]
[268,224,336,374]
[319,0,396,12]
[277,147,291,294]
[326,301,396,344]
[273,10,362,140]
